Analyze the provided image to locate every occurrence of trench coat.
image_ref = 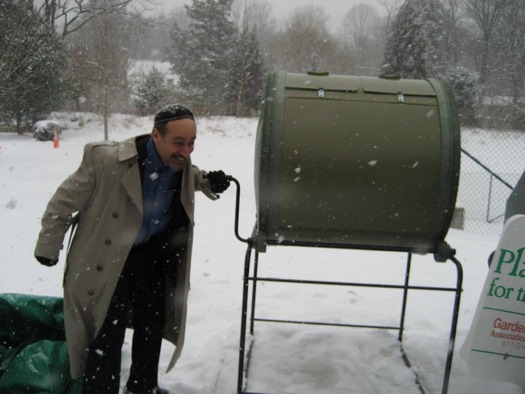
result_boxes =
[34,134,218,379]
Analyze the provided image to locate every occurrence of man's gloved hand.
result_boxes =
[488,250,495,267]
[207,170,231,193]
[36,255,58,267]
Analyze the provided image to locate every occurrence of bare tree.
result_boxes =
[30,0,151,37]
[67,0,143,138]
[462,0,509,102]
[232,0,275,57]
[377,0,402,32]
[268,5,353,74]
[441,0,463,67]
[232,0,274,30]
[341,4,383,75]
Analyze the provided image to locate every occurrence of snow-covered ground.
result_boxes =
[0,112,523,393]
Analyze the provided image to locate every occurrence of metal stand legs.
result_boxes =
[237,243,463,394]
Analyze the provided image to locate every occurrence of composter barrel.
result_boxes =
[253,71,460,254]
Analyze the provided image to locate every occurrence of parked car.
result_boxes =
[33,120,62,141]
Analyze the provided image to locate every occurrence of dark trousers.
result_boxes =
[82,244,166,394]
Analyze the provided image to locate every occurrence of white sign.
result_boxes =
[461,215,525,388]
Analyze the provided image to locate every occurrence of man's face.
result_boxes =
[152,118,196,171]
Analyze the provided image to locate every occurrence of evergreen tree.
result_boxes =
[445,67,479,126]
[134,67,176,116]
[0,0,65,132]
[227,26,265,116]
[169,0,237,115]
[382,0,448,79]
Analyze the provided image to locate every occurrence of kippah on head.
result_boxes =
[154,104,194,127]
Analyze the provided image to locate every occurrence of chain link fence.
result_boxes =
[455,128,525,236]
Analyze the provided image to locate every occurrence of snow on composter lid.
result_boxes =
[253,71,460,254]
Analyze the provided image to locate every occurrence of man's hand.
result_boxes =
[488,250,495,267]
[206,170,231,193]
[35,255,58,267]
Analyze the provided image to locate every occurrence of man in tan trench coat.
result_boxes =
[34,105,231,394]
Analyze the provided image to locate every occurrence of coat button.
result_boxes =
[96,264,103,271]
[105,239,112,246]
[88,289,94,296]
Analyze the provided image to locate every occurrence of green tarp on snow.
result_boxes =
[0,293,81,394]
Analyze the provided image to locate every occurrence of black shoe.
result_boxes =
[124,386,170,394]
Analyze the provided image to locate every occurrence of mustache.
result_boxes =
[168,154,187,166]
[171,154,186,160]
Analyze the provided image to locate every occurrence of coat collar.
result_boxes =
[118,134,148,162]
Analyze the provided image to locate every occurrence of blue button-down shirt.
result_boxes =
[135,137,180,245]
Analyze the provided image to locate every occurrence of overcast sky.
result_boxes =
[154,0,390,32]
[262,0,388,29]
